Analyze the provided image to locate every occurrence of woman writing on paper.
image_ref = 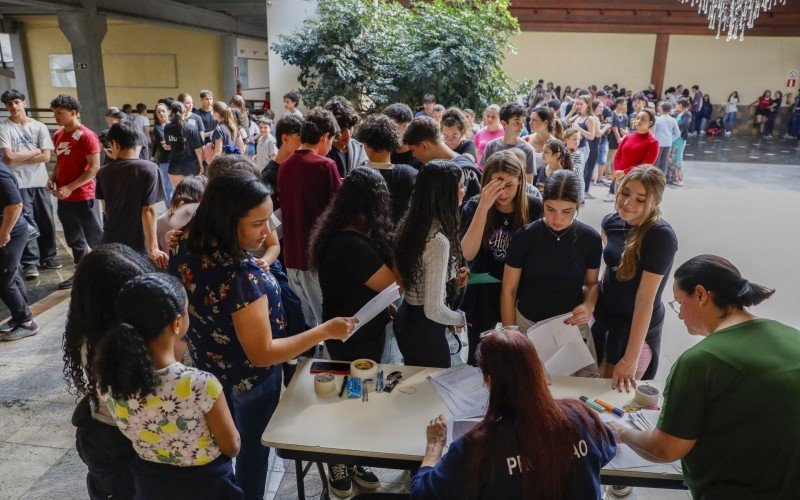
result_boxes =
[609,255,800,498]
[592,165,677,392]
[309,166,393,497]
[460,151,542,365]
[412,328,616,499]
[501,170,602,334]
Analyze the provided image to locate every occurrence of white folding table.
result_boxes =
[262,359,684,499]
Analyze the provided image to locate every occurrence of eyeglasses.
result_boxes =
[669,299,681,315]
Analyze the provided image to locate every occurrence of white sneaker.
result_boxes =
[699,130,706,135]
[603,193,616,202]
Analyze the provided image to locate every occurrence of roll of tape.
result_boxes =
[314,372,336,396]
[350,359,379,381]
[634,385,660,407]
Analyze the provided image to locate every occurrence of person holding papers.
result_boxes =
[310,167,393,496]
[395,161,468,368]
[502,170,602,332]
[609,255,800,499]
[169,171,356,500]
[412,328,616,499]
[592,165,677,390]
[460,150,542,365]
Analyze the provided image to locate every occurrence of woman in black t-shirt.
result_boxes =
[309,167,396,495]
[152,103,172,200]
[310,167,397,362]
[460,150,541,365]
[164,101,204,186]
[502,169,601,334]
[592,165,677,390]
[211,101,242,161]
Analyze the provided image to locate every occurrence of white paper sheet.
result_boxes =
[270,210,283,239]
[428,364,489,415]
[347,283,400,340]
[527,313,595,377]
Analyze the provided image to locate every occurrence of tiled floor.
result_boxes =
[1,148,799,498]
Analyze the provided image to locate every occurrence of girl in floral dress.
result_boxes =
[94,272,242,499]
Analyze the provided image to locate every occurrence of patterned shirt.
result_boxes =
[103,363,222,467]
[169,240,286,392]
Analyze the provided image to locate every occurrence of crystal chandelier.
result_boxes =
[681,0,787,41]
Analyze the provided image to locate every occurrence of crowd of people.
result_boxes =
[526,80,800,139]
[0,84,798,500]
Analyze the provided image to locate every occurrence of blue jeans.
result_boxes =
[672,139,686,168]
[228,367,281,500]
[158,162,173,201]
[246,142,256,157]
[722,112,737,132]
[597,140,609,168]
[789,113,800,137]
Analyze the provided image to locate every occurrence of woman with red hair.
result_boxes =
[411,328,616,499]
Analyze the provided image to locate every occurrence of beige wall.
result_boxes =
[17,16,223,109]
[505,31,800,106]
[664,35,800,105]
[504,32,657,93]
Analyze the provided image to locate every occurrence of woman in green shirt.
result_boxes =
[608,254,800,499]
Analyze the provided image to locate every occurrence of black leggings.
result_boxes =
[583,138,600,192]
[393,301,451,368]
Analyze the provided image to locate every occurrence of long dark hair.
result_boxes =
[531,106,564,140]
[309,167,394,272]
[168,175,206,215]
[674,255,775,317]
[396,161,462,297]
[186,170,271,259]
[543,139,574,171]
[62,244,154,405]
[466,329,608,498]
[169,101,187,153]
[93,273,186,400]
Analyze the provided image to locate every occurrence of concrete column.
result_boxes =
[221,34,238,101]
[0,20,31,100]
[266,0,317,113]
[57,10,108,134]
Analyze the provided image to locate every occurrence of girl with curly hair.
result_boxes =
[63,243,153,499]
[394,160,468,368]
[308,166,396,495]
[94,272,241,498]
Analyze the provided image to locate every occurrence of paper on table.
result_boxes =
[428,364,489,415]
[527,313,595,376]
[347,283,401,340]
[467,272,501,285]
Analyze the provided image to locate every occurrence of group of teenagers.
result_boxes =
[528,80,800,140]
[0,87,798,500]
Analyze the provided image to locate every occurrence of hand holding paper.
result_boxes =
[346,283,401,341]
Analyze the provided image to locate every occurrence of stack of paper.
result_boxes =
[526,313,595,376]
[599,411,681,472]
[427,364,489,417]
[346,283,401,341]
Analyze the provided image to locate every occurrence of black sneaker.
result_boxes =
[328,464,353,498]
[352,465,380,490]
[23,265,39,280]
[57,276,74,290]
[39,260,63,270]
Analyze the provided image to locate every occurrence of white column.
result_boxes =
[266,0,318,113]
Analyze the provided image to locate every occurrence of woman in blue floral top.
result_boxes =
[169,170,356,500]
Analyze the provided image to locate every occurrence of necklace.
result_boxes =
[544,222,573,241]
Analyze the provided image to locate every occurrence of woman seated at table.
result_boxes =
[168,170,357,500]
[609,254,800,499]
[501,170,601,334]
[412,328,616,499]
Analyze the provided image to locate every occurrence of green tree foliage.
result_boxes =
[271,0,519,111]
